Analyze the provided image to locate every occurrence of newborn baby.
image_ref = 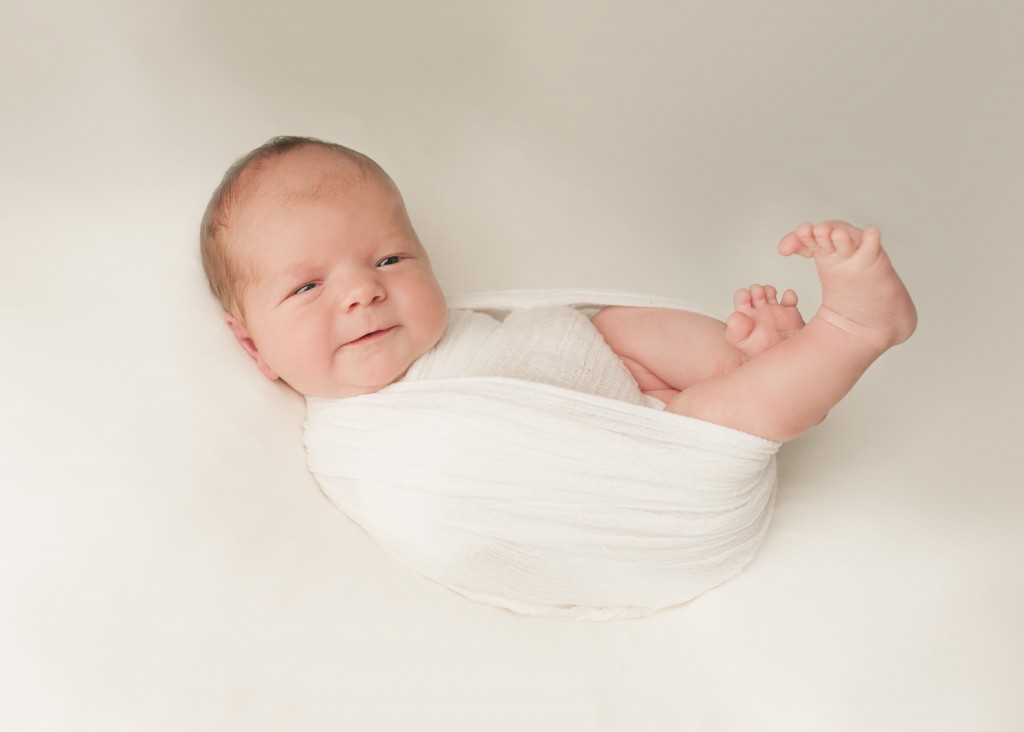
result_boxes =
[200,136,917,619]
[201,136,916,442]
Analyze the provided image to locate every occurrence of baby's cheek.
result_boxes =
[420,302,448,353]
[277,315,327,365]
[422,281,449,329]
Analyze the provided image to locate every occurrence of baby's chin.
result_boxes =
[300,339,440,398]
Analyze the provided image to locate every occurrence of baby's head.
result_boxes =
[200,136,447,398]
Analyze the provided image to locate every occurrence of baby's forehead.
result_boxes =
[231,149,380,239]
[246,146,371,203]
[229,147,400,265]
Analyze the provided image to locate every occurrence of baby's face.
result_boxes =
[226,149,447,398]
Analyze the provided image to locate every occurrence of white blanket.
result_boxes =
[304,290,780,621]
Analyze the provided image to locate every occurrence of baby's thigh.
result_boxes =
[592,306,741,391]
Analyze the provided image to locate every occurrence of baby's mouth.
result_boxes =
[344,326,397,346]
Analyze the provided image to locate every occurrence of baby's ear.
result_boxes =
[224,313,280,381]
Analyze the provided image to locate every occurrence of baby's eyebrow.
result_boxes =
[276,262,329,291]
[269,271,312,296]
[243,262,298,301]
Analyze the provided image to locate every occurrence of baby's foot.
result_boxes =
[778,221,917,353]
[725,284,806,360]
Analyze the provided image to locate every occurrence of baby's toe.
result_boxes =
[813,222,836,254]
[779,223,818,258]
[830,227,857,257]
[859,225,882,257]
[725,311,756,346]
[733,287,754,312]
[796,222,818,254]
[824,220,862,243]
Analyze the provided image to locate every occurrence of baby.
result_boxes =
[201,136,916,442]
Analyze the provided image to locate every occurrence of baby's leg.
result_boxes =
[595,290,804,403]
[593,307,743,403]
[666,222,916,441]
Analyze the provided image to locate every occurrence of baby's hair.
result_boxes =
[199,135,379,319]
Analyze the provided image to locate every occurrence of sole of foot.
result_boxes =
[725,283,806,359]
[778,220,917,353]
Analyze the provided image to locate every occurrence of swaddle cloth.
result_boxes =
[304,290,780,621]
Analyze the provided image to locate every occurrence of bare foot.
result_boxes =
[778,221,917,353]
[725,283,806,359]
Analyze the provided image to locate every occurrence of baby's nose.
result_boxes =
[342,274,386,310]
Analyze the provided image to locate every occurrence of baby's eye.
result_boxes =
[292,283,317,296]
[377,255,402,267]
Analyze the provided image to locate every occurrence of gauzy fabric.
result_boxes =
[304,290,779,621]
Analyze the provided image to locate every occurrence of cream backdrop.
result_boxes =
[3,1,1022,729]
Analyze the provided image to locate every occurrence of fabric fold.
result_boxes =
[304,290,779,621]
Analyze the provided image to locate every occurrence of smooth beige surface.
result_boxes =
[3,1,1022,729]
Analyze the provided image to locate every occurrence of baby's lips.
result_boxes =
[344,325,396,346]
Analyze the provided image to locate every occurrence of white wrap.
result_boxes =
[304,290,780,621]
